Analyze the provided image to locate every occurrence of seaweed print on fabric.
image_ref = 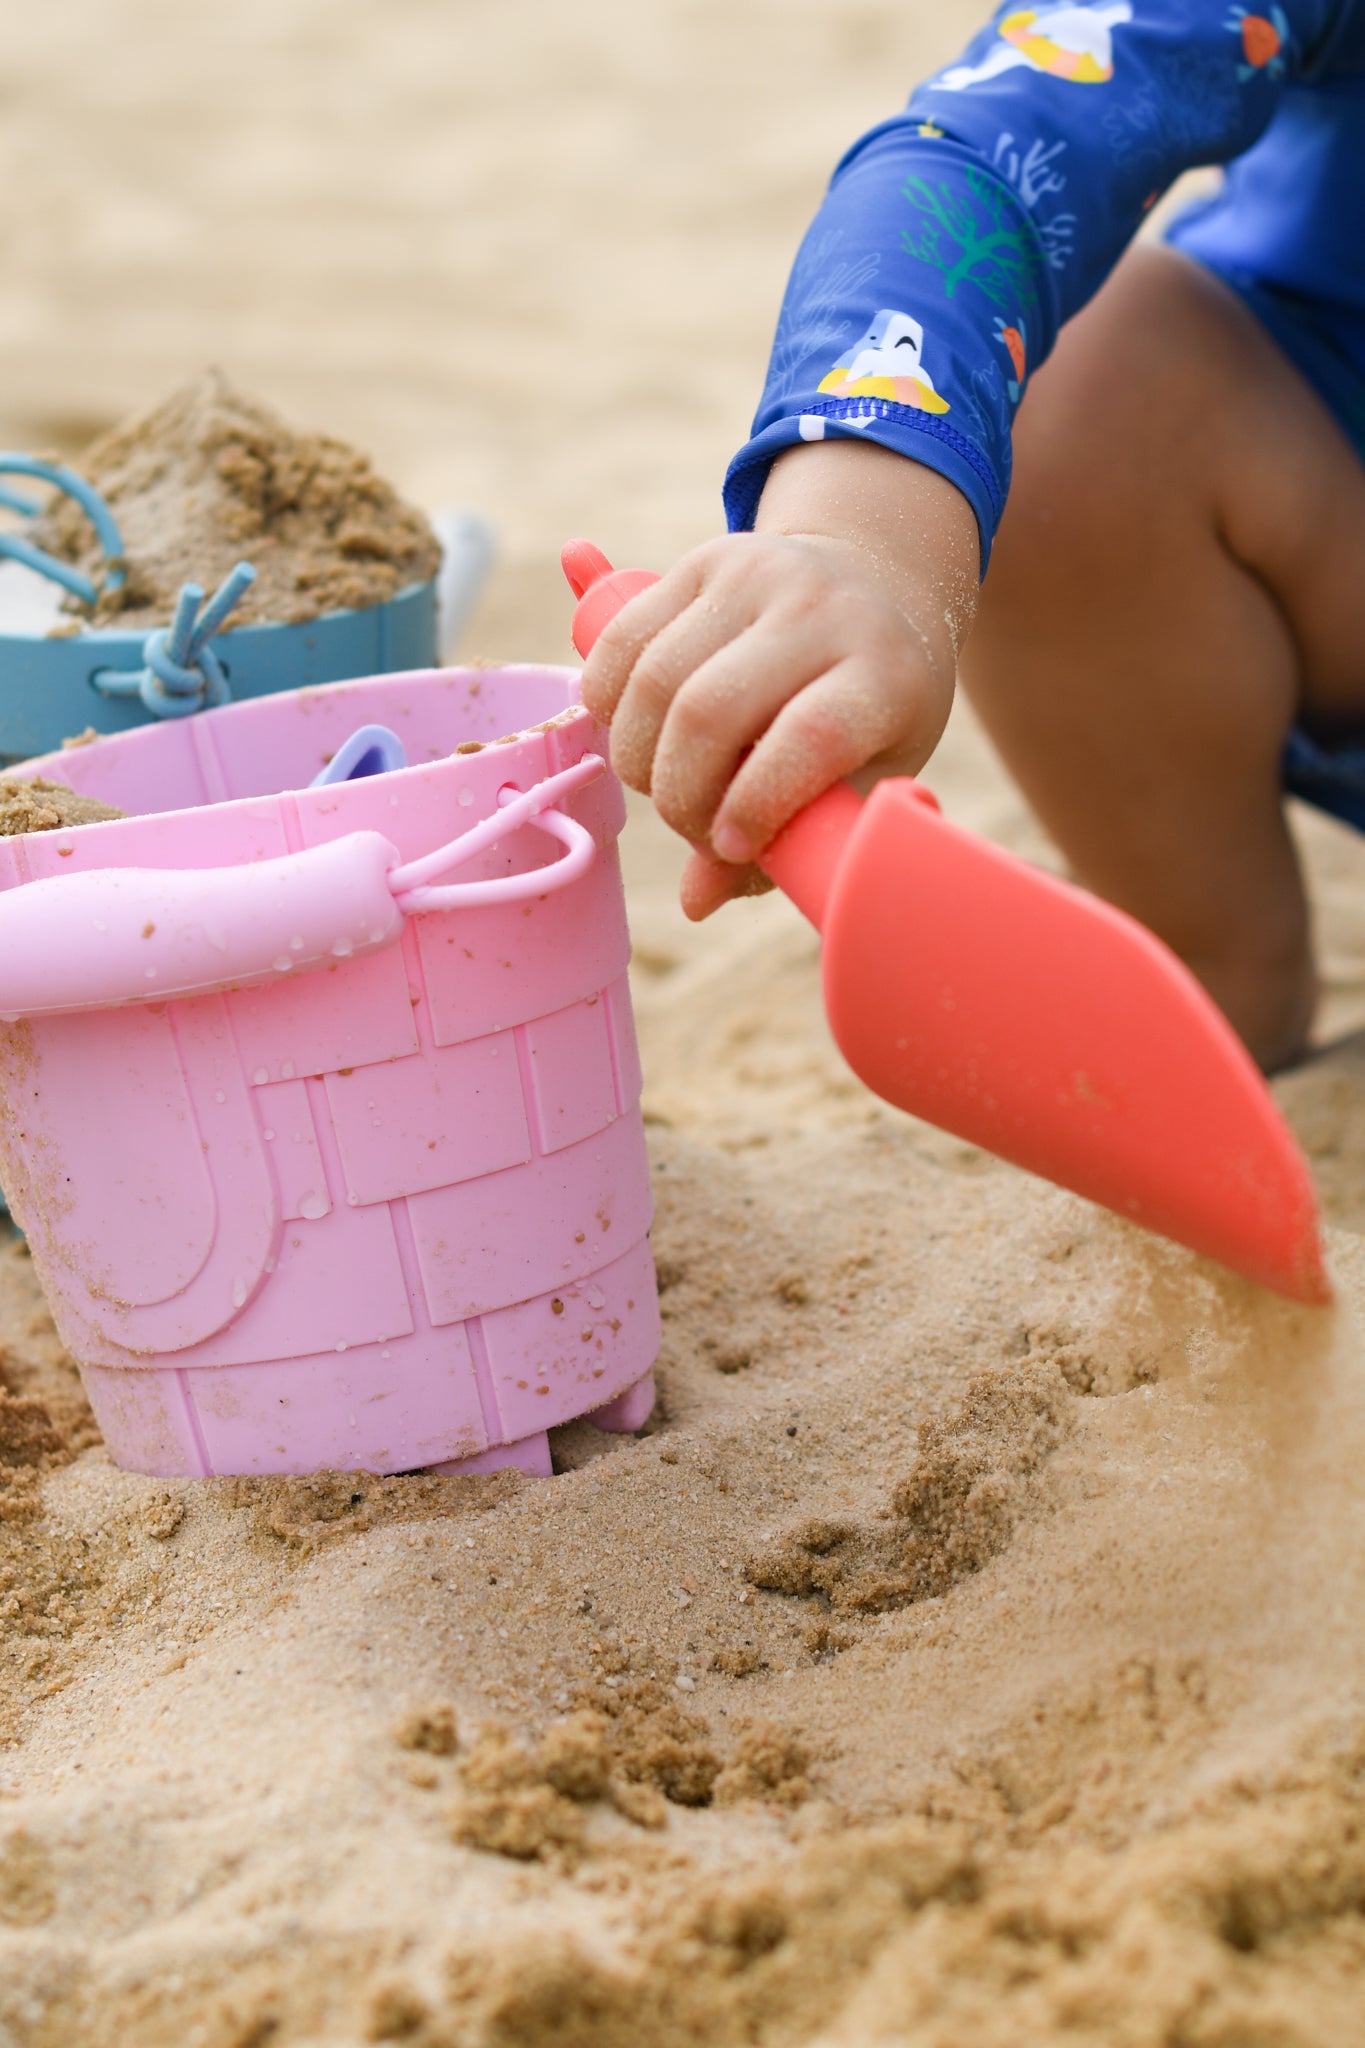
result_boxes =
[902,165,1046,307]
[990,131,1077,270]
[938,2,1134,90]
[768,233,882,403]
[990,131,1068,205]
[818,311,951,412]
[1226,4,1290,78]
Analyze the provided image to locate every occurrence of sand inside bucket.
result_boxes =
[31,370,442,630]
[0,777,124,834]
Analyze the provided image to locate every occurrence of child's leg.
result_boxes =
[961,245,1365,1070]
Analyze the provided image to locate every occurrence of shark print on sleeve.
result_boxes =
[818,311,951,411]
[724,0,1363,568]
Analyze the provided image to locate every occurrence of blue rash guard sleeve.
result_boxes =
[723,0,1342,568]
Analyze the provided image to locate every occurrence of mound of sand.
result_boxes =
[33,371,441,630]
[0,778,123,835]
[2,836,1364,2046]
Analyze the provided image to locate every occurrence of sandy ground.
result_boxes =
[4,2,1365,2042]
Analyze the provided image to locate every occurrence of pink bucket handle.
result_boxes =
[0,756,606,1020]
[387,754,604,912]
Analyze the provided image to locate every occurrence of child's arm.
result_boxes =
[584,0,1343,914]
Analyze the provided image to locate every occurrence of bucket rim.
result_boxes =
[1,662,593,854]
[0,572,438,652]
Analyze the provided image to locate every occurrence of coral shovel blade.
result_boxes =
[764,781,1330,1305]
[562,539,1329,1303]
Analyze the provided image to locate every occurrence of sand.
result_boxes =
[0,779,123,835]
[30,372,441,629]
[3,1,1365,2040]
[3,915,1365,2044]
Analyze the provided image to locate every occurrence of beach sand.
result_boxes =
[3,3,1365,2041]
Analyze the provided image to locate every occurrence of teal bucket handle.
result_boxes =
[0,455,128,608]
[0,455,259,720]
[91,561,258,718]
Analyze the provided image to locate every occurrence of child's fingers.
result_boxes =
[678,846,774,922]
[603,591,767,793]
[645,621,840,845]
[709,658,909,861]
[579,551,720,725]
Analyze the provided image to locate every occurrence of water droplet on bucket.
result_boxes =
[232,1278,247,1308]
[290,935,304,951]
[457,787,474,807]
[369,927,386,945]
[273,955,293,973]
[252,1067,269,1086]
[332,936,353,959]
[586,1288,606,1310]
[144,967,157,980]
[281,1062,295,1080]
[214,1089,226,1104]
[336,1341,348,1353]
[298,1191,328,1221]
[262,1128,276,1142]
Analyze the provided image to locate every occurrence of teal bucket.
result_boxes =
[0,455,443,767]
[0,579,438,766]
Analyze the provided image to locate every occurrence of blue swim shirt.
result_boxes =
[723,0,1365,568]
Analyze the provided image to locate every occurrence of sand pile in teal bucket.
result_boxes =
[0,372,445,765]
[33,369,440,630]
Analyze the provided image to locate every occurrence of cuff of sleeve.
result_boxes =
[722,405,1002,577]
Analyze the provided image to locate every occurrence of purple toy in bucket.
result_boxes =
[0,665,659,1478]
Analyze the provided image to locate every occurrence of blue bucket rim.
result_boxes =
[0,573,437,648]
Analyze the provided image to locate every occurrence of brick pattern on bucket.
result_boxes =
[67,950,655,1476]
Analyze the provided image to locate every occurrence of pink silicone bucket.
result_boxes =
[0,665,659,1477]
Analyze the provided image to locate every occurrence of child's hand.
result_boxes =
[579,443,979,918]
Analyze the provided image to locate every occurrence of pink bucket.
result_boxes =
[0,666,659,1478]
